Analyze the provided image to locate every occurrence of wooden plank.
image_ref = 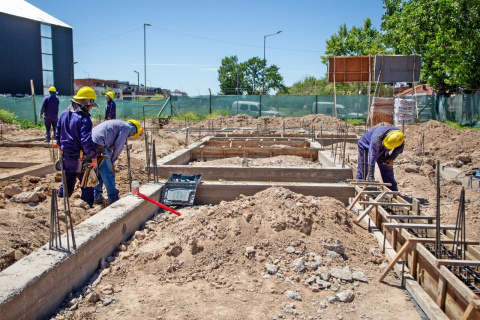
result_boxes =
[347,185,367,211]
[386,215,436,220]
[461,301,479,320]
[357,190,389,222]
[409,238,480,245]
[436,259,480,267]
[379,238,413,282]
[437,275,447,309]
[359,201,413,207]
[384,223,458,230]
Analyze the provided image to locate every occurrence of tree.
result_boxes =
[218,55,286,95]
[381,0,480,93]
[321,18,389,65]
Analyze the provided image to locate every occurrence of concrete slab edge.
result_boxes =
[0,163,57,181]
[0,183,163,320]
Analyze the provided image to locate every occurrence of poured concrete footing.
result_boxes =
[0,162,56,181]
[0,184,162,320]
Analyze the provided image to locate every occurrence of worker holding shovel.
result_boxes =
[92,119,143,205]
[55,86,98,207]
[356,126,405,191]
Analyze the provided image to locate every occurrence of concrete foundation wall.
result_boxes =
[0,184,162,320]
[158,166,352,183]
[195,182,354,205]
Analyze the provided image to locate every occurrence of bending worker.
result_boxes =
[40,86,59,142]
[92,119,143,205]
[356,126,405,191]
[55,86,98,207]
[105,91,116,120]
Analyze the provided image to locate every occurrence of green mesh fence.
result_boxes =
[1,94,479,126]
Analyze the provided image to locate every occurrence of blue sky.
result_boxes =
[28,0,385,96]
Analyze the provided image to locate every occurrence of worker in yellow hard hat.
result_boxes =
[104,91,116,120]
[92,119,143,205]
[55,86,98,207]
[356,126,405,191]
[40,86,59,142]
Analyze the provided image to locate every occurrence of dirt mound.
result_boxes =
[52,187,421,319]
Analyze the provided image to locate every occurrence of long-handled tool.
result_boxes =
[60,155,76,251]
[132,185,181,216]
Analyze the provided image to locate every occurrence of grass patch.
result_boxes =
[445,121,480,130]
[343,119,364,125]
[171,110,229,122]
[0,109,17,124]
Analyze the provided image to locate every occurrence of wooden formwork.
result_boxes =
[351,185,480,320]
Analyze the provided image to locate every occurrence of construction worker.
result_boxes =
[105,91,116,120]
[55,86,98,207]
[356,126,405,191]
[40,86,60,142]
[92,119,143,205]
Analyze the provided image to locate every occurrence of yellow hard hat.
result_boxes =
[383,130,405,149]
[49,86,56,93]
[105,91,115,99]
[127,119,143,139]
[74,86,97,100]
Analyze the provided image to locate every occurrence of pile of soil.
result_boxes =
[167,114,354,132]
[51,187,420,320]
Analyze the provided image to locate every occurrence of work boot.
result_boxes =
[94,198,105,205]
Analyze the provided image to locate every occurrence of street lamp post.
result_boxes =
[83,71,90,86]
[144,23,151,97]
[260,30,282,117]
[72,62,78,95]
[133,70,139,97]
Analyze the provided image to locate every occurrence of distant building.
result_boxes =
[0,1,74,96]
[74,78,172,100]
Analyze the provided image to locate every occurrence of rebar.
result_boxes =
[435,159,441,258]
[126,141,132,192]
[152,140,158,182]
[452,187,466,260]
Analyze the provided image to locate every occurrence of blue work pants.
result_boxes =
[44,117,57,141]
[93,149,119,204]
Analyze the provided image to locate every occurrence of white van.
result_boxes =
[312,102,365,119]
[231,101,281,117]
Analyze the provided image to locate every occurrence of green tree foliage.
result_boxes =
[321,18,389,65]
[381,0,480,93]
[287,76,371,95]
[218,55,286,95]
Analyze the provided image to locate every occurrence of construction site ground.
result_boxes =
[0,114,479,319]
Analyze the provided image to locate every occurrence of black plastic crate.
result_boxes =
[161,173,202,206]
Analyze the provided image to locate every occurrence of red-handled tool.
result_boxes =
[134,191,181,216]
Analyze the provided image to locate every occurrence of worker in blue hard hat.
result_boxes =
[356,126,405,191]
[40,86,59,142]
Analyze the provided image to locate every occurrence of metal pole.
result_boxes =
[30,80,37,124]
[144,23,151,99]
[209,88,212,114]
[436,159,441,258]
[126,140,132,192]
[261,31,282,118]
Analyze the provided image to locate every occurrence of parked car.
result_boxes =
[312,102,365,120]
[231,101,282,117]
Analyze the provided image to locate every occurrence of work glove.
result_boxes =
[40,114,43,119]
[385,159,394,167]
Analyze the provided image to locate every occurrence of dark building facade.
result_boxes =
[0,2,73,96]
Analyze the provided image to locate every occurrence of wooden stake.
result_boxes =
[379,238,413,282]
